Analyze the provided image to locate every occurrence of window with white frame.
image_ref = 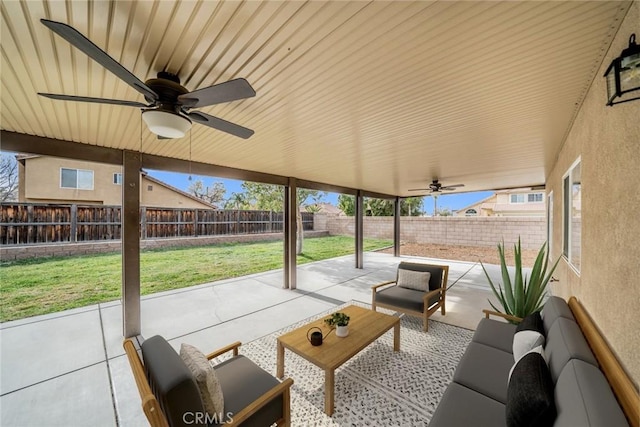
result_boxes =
[563,159,581,272]
[113,173,122,185]
[60,168,94,190]
[510,194,525,203]
[465,208,478,216]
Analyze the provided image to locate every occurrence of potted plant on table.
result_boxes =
[480,237,560,322]
[324,312,350,337]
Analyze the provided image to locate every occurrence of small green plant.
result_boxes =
[480,237,560,321]
[324,312,350,327]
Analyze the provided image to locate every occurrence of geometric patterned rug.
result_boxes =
[214,301,473,426]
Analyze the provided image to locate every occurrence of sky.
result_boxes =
[145,169,494,215]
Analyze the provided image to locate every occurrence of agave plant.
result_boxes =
[480,238,560,320]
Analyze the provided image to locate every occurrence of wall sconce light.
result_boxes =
[604,33,640,106]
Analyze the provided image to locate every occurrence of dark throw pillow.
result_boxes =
[506,352,556,427]
[513,311,545,361]
[516,311,545,335]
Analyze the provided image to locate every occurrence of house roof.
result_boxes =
[141,172,217,209]
[0,1,632,196]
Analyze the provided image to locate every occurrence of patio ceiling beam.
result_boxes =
[2,131,398,199]
[1,131,122,165]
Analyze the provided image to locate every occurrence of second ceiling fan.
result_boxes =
[38,19,255,139]
[408,179,465,195]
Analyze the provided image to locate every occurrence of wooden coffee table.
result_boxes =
[276,305,400,415]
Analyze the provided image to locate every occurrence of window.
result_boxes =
[528,193,544,203]
[547,192,553,260]
[113,173,122,185]
[60,168,93,190]
[563,159,581,272]
[510,194,525,203]
[465,209,478,216]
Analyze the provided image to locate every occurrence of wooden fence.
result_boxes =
[0,203,314,245]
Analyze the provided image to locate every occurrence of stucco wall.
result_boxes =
[318,214,546,249]
[141,177,212,209]
[545,1,639,386]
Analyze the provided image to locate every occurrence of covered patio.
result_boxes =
[0,252,502,425]
[1,0,639,425]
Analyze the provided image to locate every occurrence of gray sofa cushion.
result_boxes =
[554,360,628,427]
[545,317,597,382]
[430,382,507,427]
[141,336,205,427]
[472,318,516,354]
[213,355,283,427]
[453,342,514,404]
[541,296,575,332]
[375,285,439,312]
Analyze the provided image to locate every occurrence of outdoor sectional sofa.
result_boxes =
[430,296,639,427]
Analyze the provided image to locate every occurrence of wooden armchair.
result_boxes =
[124,335,293,427]
[372,262,449,331]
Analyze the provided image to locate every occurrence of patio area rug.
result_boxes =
[215,302,474,426]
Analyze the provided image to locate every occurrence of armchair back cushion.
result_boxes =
[142,336,205,427]
[396,262,445,291]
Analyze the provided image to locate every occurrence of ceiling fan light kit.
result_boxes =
[142,110,192,139]
[37,19,255,139]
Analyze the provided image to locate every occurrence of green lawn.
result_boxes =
[0,236,391,322]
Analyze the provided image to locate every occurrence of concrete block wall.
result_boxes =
[316,213,546,249]
[0,230,329,261]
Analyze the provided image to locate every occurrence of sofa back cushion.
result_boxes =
[553,359,628,427]
[142,335,205,427]
[544,318,597,383]
[396,262,444,291]
[541,296,575,333]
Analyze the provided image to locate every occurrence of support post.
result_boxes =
[394,197,401,257]
[284,178,297,289]
[122,151,141,338]
[70,204,78,243]
[355,190,364,269]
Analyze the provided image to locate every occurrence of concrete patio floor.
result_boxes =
[0,251,506,426]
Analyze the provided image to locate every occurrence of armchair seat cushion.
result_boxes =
[213,355,283,427]
[375,285,439,313]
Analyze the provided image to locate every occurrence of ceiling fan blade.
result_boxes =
[408,189,430,192]
[38,93,148,108]
[188,111,254,139]
[178,78,256,108]
[440,184,465,190]
[41,19,158,102]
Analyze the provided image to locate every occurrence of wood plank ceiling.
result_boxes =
[0,1,632,196]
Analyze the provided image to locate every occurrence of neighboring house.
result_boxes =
[300,202,343,214]
[455,189,546,217]
[16,155,214,209]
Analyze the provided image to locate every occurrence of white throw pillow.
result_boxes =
[397,269,431,292]
[180,343,224,416]
[509,345,546,383]
[513,330,545,362]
